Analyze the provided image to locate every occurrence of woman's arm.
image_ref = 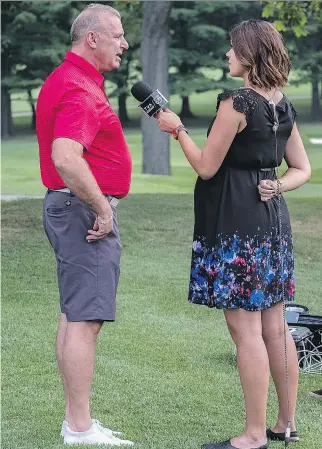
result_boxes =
[280,123,312,191]
[259,123,311,200]
[157,98,243,180]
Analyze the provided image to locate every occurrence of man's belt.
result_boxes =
[50,188,120,207]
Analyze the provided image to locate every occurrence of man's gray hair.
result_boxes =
[70,3,120,43]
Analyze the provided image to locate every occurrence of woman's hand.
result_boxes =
[258,179,279,201]
[156,109,182,133]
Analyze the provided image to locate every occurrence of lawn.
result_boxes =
[2,86,322,448]
[2,124,322,197]
[10,73,311,114]
[1,194,322,449]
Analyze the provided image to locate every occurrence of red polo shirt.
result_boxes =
[36,51,132,198]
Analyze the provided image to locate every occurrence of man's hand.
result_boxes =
[86,214,113,242]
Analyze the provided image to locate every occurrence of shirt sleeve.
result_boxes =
[54,88,100,150]
[216,89,257,123]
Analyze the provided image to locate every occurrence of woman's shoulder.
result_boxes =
[217,88,297,123]
[217,87,257,102]
[216,88,259,120]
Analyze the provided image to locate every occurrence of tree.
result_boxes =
[262,0,322,37]
[1,1,73,137]
[168,1,262,118]
[141,1,172,175]
[105,1,142,125]
[1,1,142,133]
[263,0,322,121]
[1,1,27,138]
[169,2,225,118]
[290,22,322,121]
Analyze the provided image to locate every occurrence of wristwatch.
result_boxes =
[172,124,188,140]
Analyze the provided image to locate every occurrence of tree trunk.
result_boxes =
[141,1,172,175]
[222,68,228,81]
[1,86,14,138]
[31,103,36,130]
[117,54,132,126]
[118,92,130,125]
[27,89,36,131]
[311,74,322,121]
[180,96,194,118]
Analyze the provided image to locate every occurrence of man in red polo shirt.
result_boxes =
[36,4,133,446]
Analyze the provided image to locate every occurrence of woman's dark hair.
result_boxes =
[229,20,291,89]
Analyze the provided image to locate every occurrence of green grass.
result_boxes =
[2,101,322,448]
[2,124,322,197]
[10,72,311,114]
[2,195,322,449]
[10,79,312,136]
[10,81,314,137]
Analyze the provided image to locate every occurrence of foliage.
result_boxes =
[104,2,142,98]
[261,0,322,120]
[168,1,262,99]
[1,1,75,134]
[1,1,140,127]
[290,22,322,78]
[1,2,72,88]
[291,21,322,120]
[262,0,322,37]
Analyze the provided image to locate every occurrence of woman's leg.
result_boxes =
[262,301,299,433]
[224,309,269,449]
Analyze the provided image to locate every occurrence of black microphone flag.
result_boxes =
[131,81,168,118]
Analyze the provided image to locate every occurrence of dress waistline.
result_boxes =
[223,164,276,172]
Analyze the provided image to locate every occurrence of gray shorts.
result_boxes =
[43,190,121,322]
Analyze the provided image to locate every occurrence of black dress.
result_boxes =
[188,88,296,311]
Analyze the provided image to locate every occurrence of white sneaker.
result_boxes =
[64,421,134,446]
[61,419,122,438]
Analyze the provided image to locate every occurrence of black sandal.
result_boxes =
[202,440,269,449]
[266,428,299,442]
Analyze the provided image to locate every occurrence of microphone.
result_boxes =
[131,81,168,118]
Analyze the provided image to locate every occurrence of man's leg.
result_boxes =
[44,193,124,440]
[62,320,103,432]
[56,313,70,423]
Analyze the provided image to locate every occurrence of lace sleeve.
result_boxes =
[290,102,297,123]
[216,89,257,122]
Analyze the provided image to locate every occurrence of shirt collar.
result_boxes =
[64,51,104,86]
